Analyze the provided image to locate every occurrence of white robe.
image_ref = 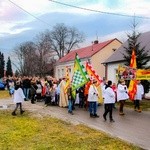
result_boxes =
[88,84,99,102]
[13,88,25,103]
[104,87,115,104]
[59,80,68,107]
[117,84,129,101]
[134,84,144,100]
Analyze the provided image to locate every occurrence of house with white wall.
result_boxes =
[103,31,150,83]
[54,38,122,80]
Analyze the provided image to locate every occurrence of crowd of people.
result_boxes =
[1,76,144,122]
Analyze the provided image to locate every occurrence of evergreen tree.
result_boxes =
[123,22,150,93]
[0,52,5,78]
[6,57,13,77]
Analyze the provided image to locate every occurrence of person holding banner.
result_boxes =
[67,84,74,115]
[117,79,129,115]
[134,80,144,112]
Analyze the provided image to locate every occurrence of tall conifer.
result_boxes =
[0,52,5,78]
[123,21,150,93]
[6,57,13,77]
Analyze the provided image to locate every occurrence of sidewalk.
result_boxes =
[0,98,150,150]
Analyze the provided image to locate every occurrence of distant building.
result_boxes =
[54,38,122,80]
[103,31,150,83]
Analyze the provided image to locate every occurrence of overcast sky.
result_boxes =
[0,0,150,60]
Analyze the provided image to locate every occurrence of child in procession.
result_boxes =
[12,81,26,116]
[134,80,144,112]
[103,80,115,122]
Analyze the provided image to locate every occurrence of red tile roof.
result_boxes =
[58,38,119,63]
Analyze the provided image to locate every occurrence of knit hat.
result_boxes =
[107,80,112,86]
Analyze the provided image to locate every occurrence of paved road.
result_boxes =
[0,98,150,150]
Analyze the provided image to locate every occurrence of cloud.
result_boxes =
[0,23,31,37]
[0,0,150,55]
[0,1,29,22]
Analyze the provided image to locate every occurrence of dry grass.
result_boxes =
[0,90,10,99]
[0,110,141,150]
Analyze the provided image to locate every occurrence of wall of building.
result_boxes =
[55,59,87,80]
[107,62,124,83]
[55,62,73,80]
[91,39,122,80]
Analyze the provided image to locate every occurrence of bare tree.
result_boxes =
[35,30,52,76]
[12,24,85,76]
[50,23,85,59]
[13,41,37,75]
[23,42,37,75]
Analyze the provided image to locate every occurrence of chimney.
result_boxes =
[94,40,98,44]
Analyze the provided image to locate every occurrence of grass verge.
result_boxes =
[0,90,10,99]
[0,110,142,150]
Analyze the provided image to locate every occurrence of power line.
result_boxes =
[7,0,150,30]
[8,0,52,27]
[49,0,150,19]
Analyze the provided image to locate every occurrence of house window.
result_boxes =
[68,68,71,74]
[62,69,64,77]
[112,48,116,52]
[58,69,60,79]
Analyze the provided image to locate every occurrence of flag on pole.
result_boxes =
[64,66,71,94]
[128,49,137,100]
[85,62,103,103]
[130,50,137,68]
[71,53,89,92]
[86,62,102,84]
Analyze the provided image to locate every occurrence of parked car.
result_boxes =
[0,81,5,90]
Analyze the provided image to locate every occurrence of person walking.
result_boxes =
[103,80,115,122]
[44,83,51,106]
[22,76,31,100]
[117,79,129,115]
[78,86,85,108]
[134,80,144,112]
[59,77,68,107]
[12,81,26,116]
[55,80,60,106]
[112,83,117,109]
[67,84,74,115]
[88,79,99,118]
[30,80,38,104]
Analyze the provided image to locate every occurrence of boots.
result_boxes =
[110,119,115,122]
[12,110,25,115]
[94,114,99,118]
[12,111,17,116]
[103,114,107,121]
[20,110,25,114]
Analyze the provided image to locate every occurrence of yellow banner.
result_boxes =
[136,69,150,80]
[117,65,150,80]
